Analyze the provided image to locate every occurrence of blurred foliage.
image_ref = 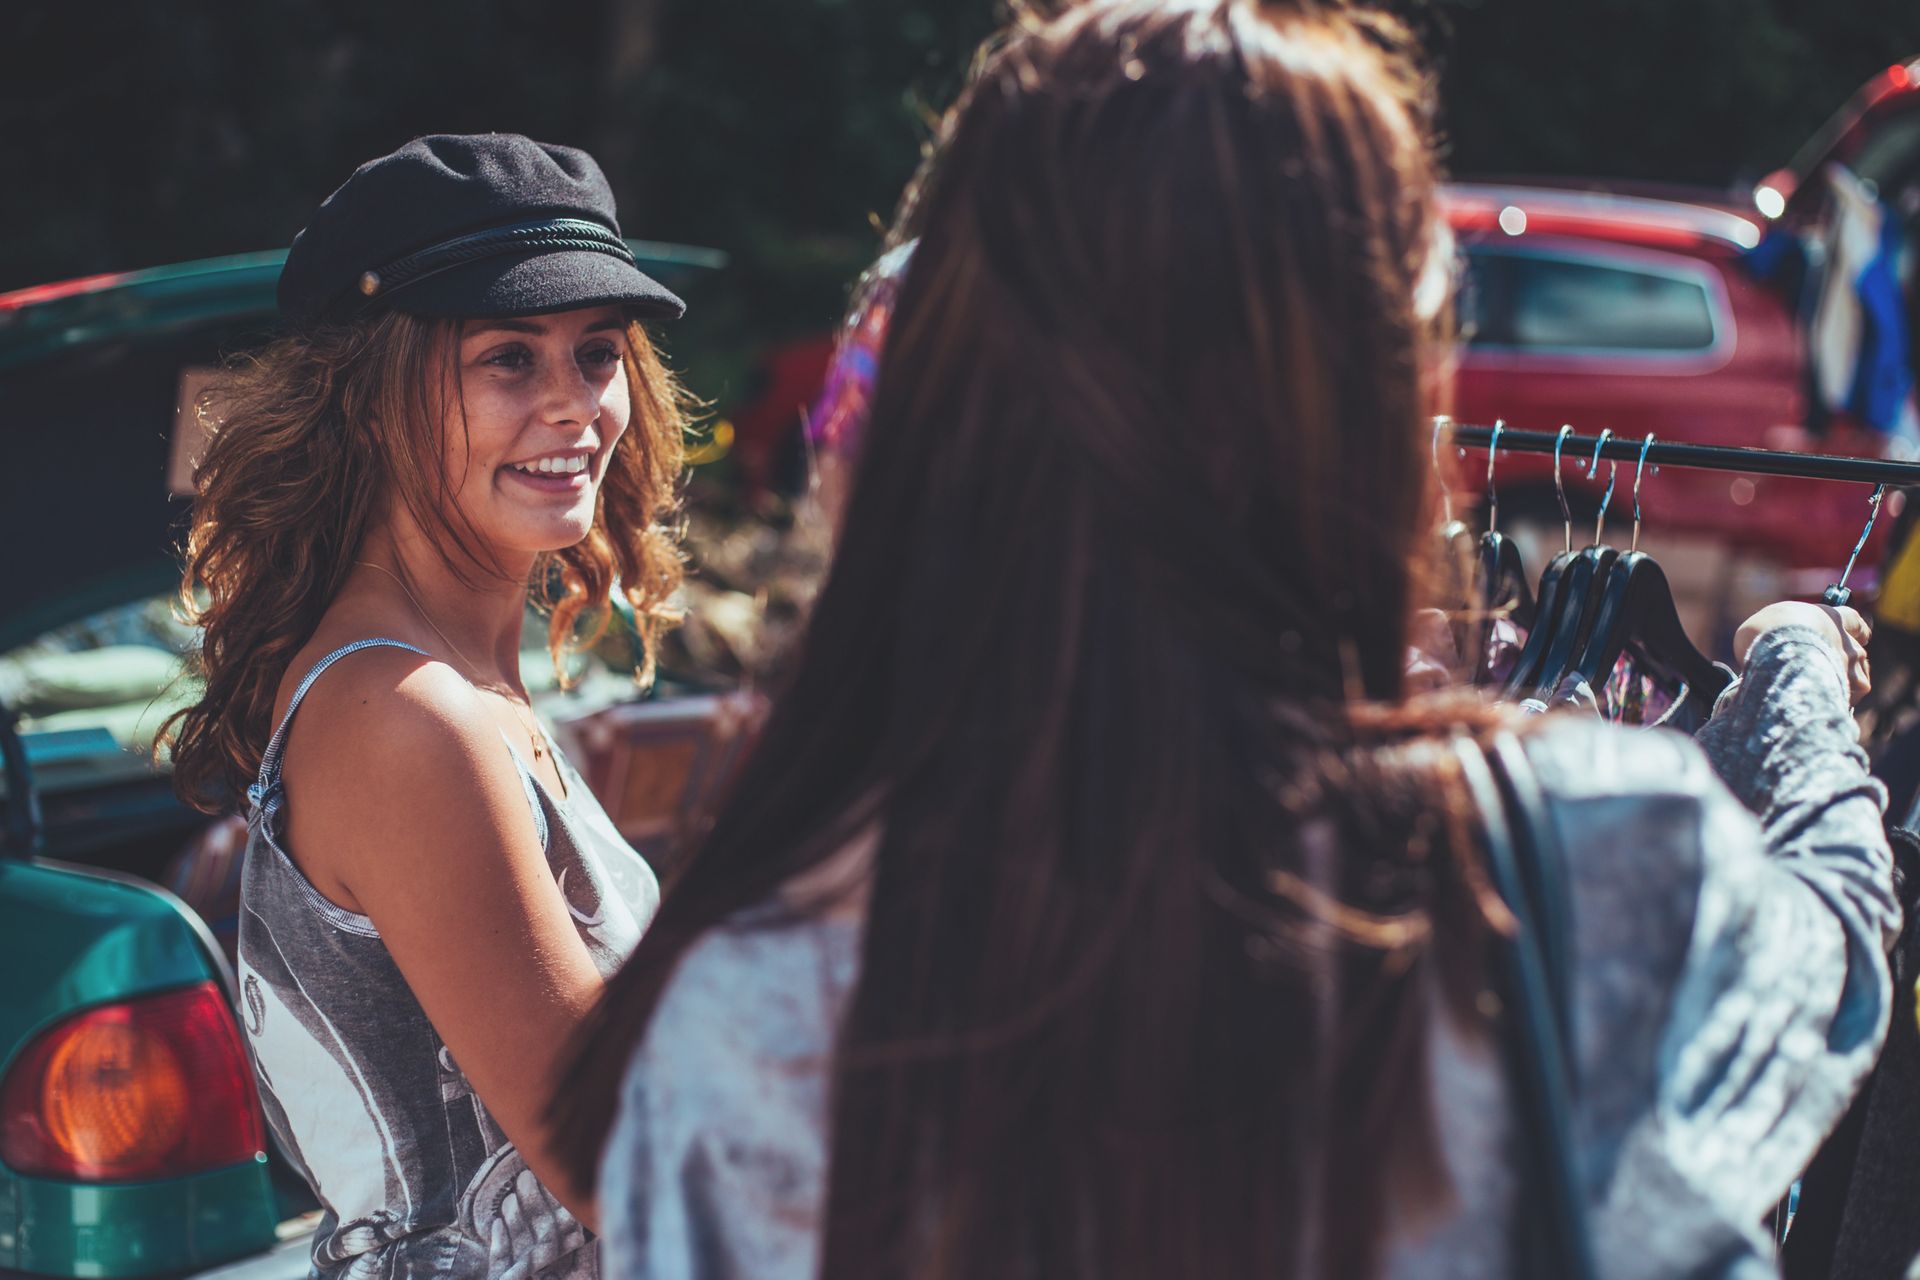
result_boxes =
[8,0,1920,410]
[1424,0,1920,186]
[2,0,994,416]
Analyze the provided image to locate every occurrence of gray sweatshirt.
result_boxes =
[600,626,1899,1279]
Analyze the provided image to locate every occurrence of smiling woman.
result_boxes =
[157,134,694,1280]
[451,309,643,558]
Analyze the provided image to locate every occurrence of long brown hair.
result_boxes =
[560,3,1509,1275]
[163,309,691,813]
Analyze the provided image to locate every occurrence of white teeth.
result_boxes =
[511,454,590,476]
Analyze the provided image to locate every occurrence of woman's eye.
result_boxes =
[482,345,533,370]
[579,344,622,368]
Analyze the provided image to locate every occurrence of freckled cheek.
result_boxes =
[597,391,632,471]
[456,394,531,481]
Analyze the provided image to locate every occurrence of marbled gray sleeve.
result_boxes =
[1588,625,1896,1277]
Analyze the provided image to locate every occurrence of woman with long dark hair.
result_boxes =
[166,135,690,1277]
[557,4,1895,1276]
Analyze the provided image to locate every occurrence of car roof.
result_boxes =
[0,241,728,371]
[1443,181,1764,256]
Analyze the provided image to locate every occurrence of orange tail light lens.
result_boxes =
[0,982,265,1182]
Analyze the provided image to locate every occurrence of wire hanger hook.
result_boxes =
[1586,429,1616,546]
[1486,420,1505,535]
[1431,415,1455,526]
[1553,425,1574,555]
[1631,433,1655,553]
[1824,483,1888,607]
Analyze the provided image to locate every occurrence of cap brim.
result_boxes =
[382,247,686,321]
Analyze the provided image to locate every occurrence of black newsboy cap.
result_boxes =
[278,133,685,327]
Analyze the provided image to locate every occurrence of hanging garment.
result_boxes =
[1776,804,1920,1280]
[1807,165,1919,442]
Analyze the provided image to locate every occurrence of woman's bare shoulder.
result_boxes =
[274,642,540,895]
[279,643,484,773]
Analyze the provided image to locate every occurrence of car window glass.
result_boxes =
[1456,249,1499,346]
[0,597,199,761]
[0,596,652,771]
[1503,254,1716,352]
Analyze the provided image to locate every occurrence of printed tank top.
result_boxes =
[237,639,660,1280]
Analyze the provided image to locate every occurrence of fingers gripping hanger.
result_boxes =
[1823,483,1888,608]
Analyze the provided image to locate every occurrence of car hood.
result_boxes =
[0,244,724,656]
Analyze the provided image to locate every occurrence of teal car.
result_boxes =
[0,242,723,1278]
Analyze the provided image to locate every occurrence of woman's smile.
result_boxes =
[502,447,597,494]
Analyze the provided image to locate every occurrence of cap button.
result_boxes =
[358,270,382,297]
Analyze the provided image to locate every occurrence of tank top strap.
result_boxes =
[247,639,430,823]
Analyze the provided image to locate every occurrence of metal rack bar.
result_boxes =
[1447,424,1920,487]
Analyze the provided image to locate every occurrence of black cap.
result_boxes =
[278,133,685,327]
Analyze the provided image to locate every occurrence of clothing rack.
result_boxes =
[1447,424,1920,488]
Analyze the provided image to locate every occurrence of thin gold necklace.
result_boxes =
[354,559,567,797]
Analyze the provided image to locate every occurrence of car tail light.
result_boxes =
[0,983,265,1181]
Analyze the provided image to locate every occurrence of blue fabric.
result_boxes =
[1744,225,1806,282]
[1846,202,1913,433]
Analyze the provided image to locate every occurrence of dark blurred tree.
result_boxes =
[9,0,1920,411]
[1424,0,1920,187]
[592,0,996,409]
[2,0,993,410]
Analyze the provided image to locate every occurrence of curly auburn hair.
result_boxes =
[161,308,691,813]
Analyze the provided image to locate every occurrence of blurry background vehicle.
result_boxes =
[1440,61,1920,654]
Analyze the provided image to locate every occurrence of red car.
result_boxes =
[1444,59,1920,587]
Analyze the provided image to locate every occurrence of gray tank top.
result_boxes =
[237,638,660,1280]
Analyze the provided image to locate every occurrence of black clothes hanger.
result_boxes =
[1477,533,1534,679]
[1475,424,1536,684]
[1535,431,1620,694]
[1503,428,1579,695]
[1571,552,1729,700]
[1571,436,1733,703]
[1481,535,1534,627]
[1535,546,1616,694]
[1477,425,1532,618]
